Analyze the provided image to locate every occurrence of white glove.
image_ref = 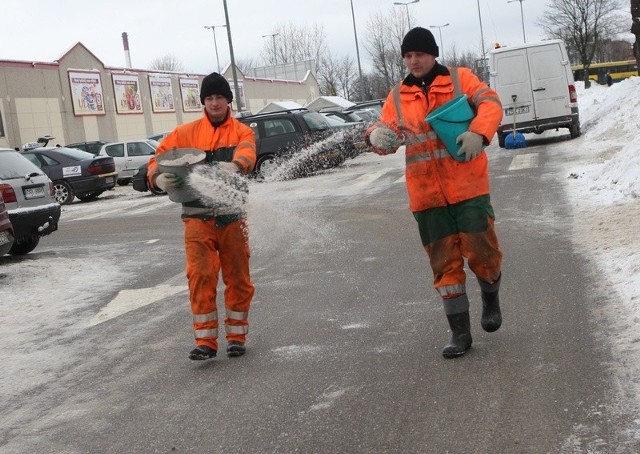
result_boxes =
[155,173,184,191]
[369,127,401,150]
[456,131,484,162]
[217,161,242,174]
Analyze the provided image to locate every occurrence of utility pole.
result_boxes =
[222,0,243,112]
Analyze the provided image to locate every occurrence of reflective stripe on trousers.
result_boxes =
[184,217,254,350]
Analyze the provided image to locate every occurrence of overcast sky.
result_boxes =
[3,0,561,75]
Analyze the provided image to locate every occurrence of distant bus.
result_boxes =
[572,60,638,84]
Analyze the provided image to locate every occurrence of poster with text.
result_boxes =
[148,74,175,112]
[179,78,202,112]
[112,73,142,114]
[68,71,105,116]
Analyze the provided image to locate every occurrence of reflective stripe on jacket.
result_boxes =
[379,67,502,212]
[147,108,256,184]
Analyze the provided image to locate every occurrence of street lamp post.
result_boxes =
[429,23,450,64]
[204,24,226,73]
[507,0,527,43]
[476,0,488,82]
[222,0,243,112]
[261,33,279,64]
[350,0,365,100]
[393,0,420,29]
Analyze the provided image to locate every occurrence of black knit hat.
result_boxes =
[401,27,439,57]
[200,72,233,104]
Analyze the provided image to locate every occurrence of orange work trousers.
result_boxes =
[414,196,502,299]
[183,217,255,351]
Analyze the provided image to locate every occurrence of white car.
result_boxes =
[0,148,61,255]
[98,140,158,185]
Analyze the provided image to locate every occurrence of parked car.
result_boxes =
[98,139,158,185]
[320,110,366,124]
[21,147,117,205]
[0,148,60,255]
[147,132,169,142]
[344,99,384,114]
[131,162,166,196]
[238,108,365,178]
[65,140,109,155]
[0,193,15,256]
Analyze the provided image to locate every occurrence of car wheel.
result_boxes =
[149,186,167,196]
[117,179,130,186]
[256,154,278,178]
[53,181,75,205]
[76,191,103,201]
[497,131,506,148]
[9,236,40,255]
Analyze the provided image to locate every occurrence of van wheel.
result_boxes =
[9,236,40,255]
[497,131,506,148]
[569,123,581,139]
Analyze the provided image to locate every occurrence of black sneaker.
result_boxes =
[189,345,217,361]
[227,341,246,358]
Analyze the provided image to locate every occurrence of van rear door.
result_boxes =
[491,50,535,125]
[527,43,572,120]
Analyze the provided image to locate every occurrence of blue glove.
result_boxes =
[155,172,184,191]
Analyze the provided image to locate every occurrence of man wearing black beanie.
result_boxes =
[365,26,505,359]
[147,72,257,361]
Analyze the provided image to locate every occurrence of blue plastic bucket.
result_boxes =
[425,95,475,161]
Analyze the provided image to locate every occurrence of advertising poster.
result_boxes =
[148,74,175,112]
[112,74,142,114]
[68,71,105,116]
[179,78,202,112]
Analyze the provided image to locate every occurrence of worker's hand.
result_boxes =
[456,131,484,162]
[155,172,184,192]
[217,161,242,175]
[366,127,401,155]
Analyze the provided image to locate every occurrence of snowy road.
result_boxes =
[1,133,639,452]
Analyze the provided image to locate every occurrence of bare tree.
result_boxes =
[261,23,328,75]
[538,0,625,87]
[364,8,407,93]
[149,54,184,72]
[632,0,640,74]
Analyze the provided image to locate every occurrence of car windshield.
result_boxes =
[0,150,44,179]
[50,147,95,161]
[302,112,331,131]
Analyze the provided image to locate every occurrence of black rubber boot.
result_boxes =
[227,341,246,358]
[442,311,472,358]
[479,278,502,333]
[189,345,217,361]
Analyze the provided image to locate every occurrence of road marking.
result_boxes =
[509,153,539,170]
[87,283,188,327]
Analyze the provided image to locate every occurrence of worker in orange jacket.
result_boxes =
[366,27,504,358]
[148,72,257,361]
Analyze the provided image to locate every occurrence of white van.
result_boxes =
[489,39,580,147]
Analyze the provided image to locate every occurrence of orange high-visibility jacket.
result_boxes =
[147,109,256,186]
[379,67,502,212]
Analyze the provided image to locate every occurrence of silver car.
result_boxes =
[0,148,61,255]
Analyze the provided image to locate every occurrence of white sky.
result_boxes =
[2,0,563,74]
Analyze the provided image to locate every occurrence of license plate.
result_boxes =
[105,177,114,184]
[505,105,530,116]
[0,230,10,246]
[24,186,45,199]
